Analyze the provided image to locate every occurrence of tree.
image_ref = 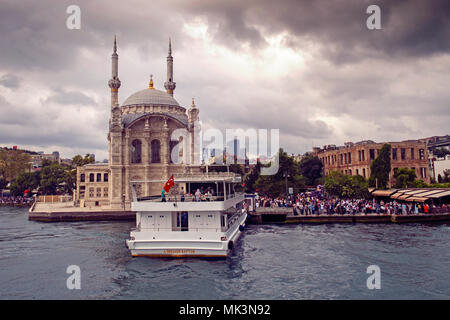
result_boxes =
[298,154,323,186]
[71,154,95,167]
[0,149,31,182]
[0,177,7,190]
[324,171,370,199]
[244,161,262,193]
[10,171,41,196]
[40,162,67,195]
[369,144,391,189]
[253,148,305,196]
[394,167,416,188]
[433,148,450,158]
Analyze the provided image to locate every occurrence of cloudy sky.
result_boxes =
[0,0,449,161]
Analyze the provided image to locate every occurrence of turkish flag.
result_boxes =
[163,175,175,193]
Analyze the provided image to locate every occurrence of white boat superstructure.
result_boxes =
[125,172,247,258]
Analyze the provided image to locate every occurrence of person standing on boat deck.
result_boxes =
[161,189,167,202]
[195,189,201,202]
[180,187,185,202]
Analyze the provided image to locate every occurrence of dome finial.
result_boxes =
[148,74,154,89]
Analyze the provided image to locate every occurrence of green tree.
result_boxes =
[10,171,41,196]
[71,154,95,167]
[369,144,391,189]
[244,161,261,193]
[40,162,67,195]
[394,167,417,188]
[0,177,7,190]
[0,149,31,181]
[433,148,450,158]
[254,148,305,196]
[324,171,370,199]
[298,154,323,186]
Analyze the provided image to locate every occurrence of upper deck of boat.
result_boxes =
[130,172,245,212]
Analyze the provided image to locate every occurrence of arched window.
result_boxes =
[151,139,161,163]
[131,139,142,164]
[170,140,178,163]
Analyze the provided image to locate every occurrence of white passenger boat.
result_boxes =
[125,172,247,258]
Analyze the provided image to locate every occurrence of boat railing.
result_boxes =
[137,192,244,203]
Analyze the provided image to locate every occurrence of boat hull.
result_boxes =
[126,214,246,258]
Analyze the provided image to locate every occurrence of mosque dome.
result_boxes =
[122,88,180,107]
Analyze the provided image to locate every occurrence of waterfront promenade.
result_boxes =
[249,207,450,224]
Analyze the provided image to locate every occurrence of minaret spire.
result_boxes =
[164,37,176,96]
[108,35,121,107]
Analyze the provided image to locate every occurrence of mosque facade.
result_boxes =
[75,37,201,210]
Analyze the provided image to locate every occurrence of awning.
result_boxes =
[402,189,429,196]
[397,194,412,200]
[391,190,411,199]
[427,190,450,199]
[407,196,429,202]
[372,189,398,197]
[409,190,447,197]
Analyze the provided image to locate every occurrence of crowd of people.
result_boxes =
[0,196,34,206]
[255,191,449,215]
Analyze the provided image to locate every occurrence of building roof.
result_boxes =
[122,88,180,107]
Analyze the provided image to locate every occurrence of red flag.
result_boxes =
[163,175,174,193]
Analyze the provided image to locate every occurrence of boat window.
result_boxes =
[181,211,189,231]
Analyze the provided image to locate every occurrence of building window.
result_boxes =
[361,150,365,161]
[169,140,178,164]
[401,148,406,160]
[340,154,343,165]
[369,149,375,160]
[80,174,85,182]
[421,168,426,178]
[104,173,108,182]
[97,173,101,182]
[96,188,102,198]
[392,148,397,160]
[103,187,108,198]
[151,139,161,163]
[89,173,94,182]
[131,139,142,164]
[348,152,351,164]
[344,153,347,164]
[349,169,352,176]
[363,168,366,178]
[89,187,94,198]
[419,149,425,160]
[411,148,415,160]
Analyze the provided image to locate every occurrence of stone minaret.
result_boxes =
[108,36,124,209]
[108,35,121,107]
[164,38,176,96]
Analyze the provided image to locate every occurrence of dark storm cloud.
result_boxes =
[0,74,20,89]
[0,0,185,71]
[177,0,450,62]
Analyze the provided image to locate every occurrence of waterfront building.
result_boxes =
[313,140,430,186]
[75,37,202,210]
